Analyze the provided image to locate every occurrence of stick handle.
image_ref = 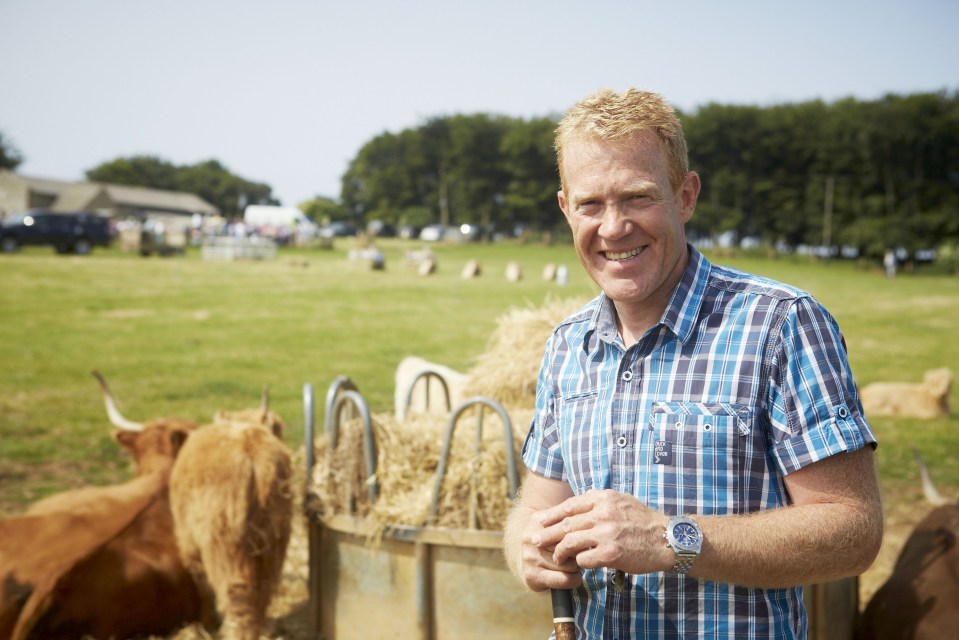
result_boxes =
[551,589,576,640]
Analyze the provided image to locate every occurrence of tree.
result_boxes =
[0,131,24,170]
[86,155,178,190]
[299,195,344,224]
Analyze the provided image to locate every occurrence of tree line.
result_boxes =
[4,89,956,259]
[341,90,958,259]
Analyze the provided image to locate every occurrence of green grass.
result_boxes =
[1,241,957,515]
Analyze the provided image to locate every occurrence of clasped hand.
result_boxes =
[521,489,671,591]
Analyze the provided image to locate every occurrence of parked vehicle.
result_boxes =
[0,210,113,255]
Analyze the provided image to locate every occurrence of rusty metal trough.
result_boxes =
[302,376,552,639]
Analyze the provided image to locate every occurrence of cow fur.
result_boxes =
[860,367,953,418]
[859,450,958,639]
[0,419,215,640]
[170,405,293,640]
[858,503,959,639]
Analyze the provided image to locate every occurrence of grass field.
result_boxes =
[1,238,957,627]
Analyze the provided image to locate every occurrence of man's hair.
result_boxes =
[554,88,689,192]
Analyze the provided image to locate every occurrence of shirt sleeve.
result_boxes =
[521,333,567,481]
[767,295,877,476]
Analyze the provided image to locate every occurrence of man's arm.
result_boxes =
[503,471,580,592]
[537,447,883,588]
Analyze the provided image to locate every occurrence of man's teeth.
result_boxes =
[606,247,640,261]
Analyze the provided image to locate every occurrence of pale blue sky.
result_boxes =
[2,0,956,205]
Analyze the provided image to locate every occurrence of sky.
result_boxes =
[2,0,957,207]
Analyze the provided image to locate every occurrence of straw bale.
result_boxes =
[463,297,587,408]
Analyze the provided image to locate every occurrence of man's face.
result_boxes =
[558,132,699,317]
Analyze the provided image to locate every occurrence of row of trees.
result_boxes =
[85,156,278,219]
[341,90,959,258]
[4,90,956,257]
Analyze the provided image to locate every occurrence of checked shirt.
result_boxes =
[522,246,876,639]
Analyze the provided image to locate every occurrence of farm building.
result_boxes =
[0,170,219,222]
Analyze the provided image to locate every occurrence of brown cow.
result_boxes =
[0,371,216,640]
[858,450,959,639]
[170,389,293,640]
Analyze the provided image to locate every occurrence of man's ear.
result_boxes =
[679,172,701,223]
[558,190,573,225]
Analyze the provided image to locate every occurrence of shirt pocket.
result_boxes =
[646,401,753,515]
[556,390,600,493]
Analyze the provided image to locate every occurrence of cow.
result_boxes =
[858,450,959,639]
[0,371,215,640]
[169,388,293,640]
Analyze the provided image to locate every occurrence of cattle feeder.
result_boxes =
[302,376,552,639]
[302,377,860,640]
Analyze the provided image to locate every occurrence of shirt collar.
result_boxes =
[587,244,711,350]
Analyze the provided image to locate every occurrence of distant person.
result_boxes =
[503,88,883,639]
[884,249,897,278]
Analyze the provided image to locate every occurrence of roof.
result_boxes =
[10,173,75,197]
[100,183,219,215]
[52,182,219,216]
[2,172,219,217]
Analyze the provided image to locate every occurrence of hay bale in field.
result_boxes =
[461,259,481,279]
[860,367,953,418]
[542,263,557,281]
[462,297,588,408]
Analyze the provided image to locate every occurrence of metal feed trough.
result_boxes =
[302,375,553,639]
[302,375,860,640]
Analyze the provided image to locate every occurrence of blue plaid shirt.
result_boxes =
[522,246,875,639]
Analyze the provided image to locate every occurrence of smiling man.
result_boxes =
[503,89,883,639]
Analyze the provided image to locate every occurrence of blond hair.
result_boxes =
[555,88,689,192]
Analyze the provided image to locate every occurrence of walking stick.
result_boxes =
[551,588,575,640]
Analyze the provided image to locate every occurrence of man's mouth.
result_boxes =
[604,247,641,261]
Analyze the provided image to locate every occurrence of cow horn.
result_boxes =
[260,386,270,419]
[92,370,144,432]
[913,447,949,506]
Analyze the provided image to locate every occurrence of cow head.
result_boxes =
[92,370,198,475]
[212,386,285,439]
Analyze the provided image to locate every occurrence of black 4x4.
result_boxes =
[0,210,113,255]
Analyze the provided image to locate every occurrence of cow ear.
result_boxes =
[114,429,138,451]
[170,429,190,455]
[271,418,284,440]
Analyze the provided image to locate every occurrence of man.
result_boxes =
[503,88,883,639]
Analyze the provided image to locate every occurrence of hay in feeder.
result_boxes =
[310,408,534,532]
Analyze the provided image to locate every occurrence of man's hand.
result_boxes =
[533,489,672,576]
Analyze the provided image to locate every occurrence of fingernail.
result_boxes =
[531,534,541,545]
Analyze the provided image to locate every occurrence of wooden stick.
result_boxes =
[551,589,576,640]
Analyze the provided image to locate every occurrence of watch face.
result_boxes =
[672,522,700,549]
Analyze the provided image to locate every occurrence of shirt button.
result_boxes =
[621,370,632,382]
[838,406,848,418]
[616,435,628,447]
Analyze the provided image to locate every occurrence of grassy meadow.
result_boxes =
[1,237,958,609]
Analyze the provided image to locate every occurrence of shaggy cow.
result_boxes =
[0,371,214,640]
[860,367,953,418]
[859,450,959,639]
[169,390,293,640]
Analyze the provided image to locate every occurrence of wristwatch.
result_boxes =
[664,515,703,574]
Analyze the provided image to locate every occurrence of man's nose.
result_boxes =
[598,204,631,238]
